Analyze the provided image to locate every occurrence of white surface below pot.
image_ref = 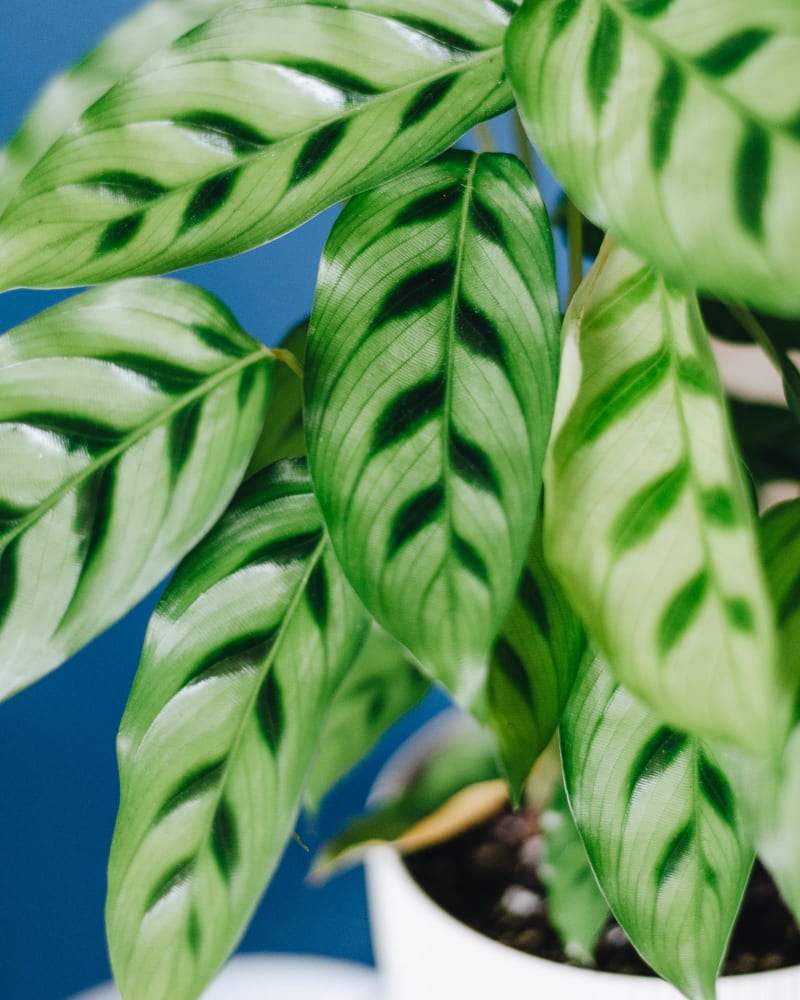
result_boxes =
[365,712,800,1000]
[70,954,380,1000]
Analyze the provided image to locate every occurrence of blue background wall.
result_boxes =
[0,5,451,997]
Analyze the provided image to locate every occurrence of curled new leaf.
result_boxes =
[562,653,753,1000]
[0,0,516,289]
[306,151,560,710]
[0,279,270,700]
[107,459,367,1000]
[544,242,785,755]
[507,0,800,315]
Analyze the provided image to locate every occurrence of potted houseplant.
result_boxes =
[2,0,800,998]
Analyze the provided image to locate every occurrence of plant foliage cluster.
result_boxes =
[2,1,800,998]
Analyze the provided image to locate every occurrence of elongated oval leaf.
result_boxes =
[305,623,429,812]
[0,0,231,214]
[487,511,585,799]
[544,242,785,755]
[562,652,753,1000]
[0,0,517,290]
[507,0,800,315]
[107,459,367,1000]
[306,151,560,710]
[0,279,270,700]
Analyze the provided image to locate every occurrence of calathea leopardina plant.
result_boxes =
[1,0,800,997]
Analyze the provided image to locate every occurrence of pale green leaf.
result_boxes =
[539,782,609,966]
[544,242,785,756]
[305,623,429,813]
[106,459,367,1000]
[562,652,753,1000]
[0,0,231,214]
[246,319,307,476]
[306,151,560,711]
[0,279,270,700]
[0,0,517,290]
[507,0,800,315]
[488,512,585,800]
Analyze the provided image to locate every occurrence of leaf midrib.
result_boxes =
[1,345,269,550]
[603,0,793,142]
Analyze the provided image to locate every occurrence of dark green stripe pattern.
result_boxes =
[305,151,561,710]
[0,0,517,290]
[506,0,800,314]
[106,459,367,1000]
[562,652,753,1000]
[0,279,270,700]
[545,244,784,756]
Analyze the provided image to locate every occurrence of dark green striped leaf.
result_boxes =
[544,243,786,755]
[106,460,367,1000]
[487,513,585,800]
[562,653,753,1000]
[0,0,517,289]
[305,624,429,812]
[0,279,270,700]
[305,151,561,712]
[507,0,800,314]
[0,0,232,215]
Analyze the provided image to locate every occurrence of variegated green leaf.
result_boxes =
[107,459,367,1000]
[544,242,785,755]
[0,0,231,214]
[0,279,270,700]
[247,319,307,476]
[306,151,560,710]
[506,0,800,315]
[562,653,753,1000]
[0,0,517,290]
[488,512,585,799]
[539,782,609,966]
[305,623,429,812]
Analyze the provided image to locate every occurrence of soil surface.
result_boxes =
[404,804,800,976]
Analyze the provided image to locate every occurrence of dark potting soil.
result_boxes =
[404,804,800,977]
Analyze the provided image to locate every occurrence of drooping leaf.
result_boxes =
[314,720,504,877]
[507,0,800,315]
[539,782,609,966]
[0,0,517,290]
[730,398,800,486]
[487,511,585,800]
[0,0,231,214]
[306,151,561,711]
[562,652,753,1000]
[247,319,307,475]
[106,459,367,1000]
[305,623,429,813]
[0,279,270,700]
[544,242,786,756]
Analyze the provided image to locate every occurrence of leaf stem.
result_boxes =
[269,347,304,380]
[566,198,584,306]
[512,108,535,179]
[726,304,800,414]
[475,121,495,152]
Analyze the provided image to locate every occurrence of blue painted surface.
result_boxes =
[0,7,452,997]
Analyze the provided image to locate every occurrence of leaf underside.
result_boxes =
[0,278,270,700]
[106,459,367,1000]
[306,150,560,711]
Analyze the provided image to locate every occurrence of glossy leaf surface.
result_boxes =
[0,0,230,214]
[507,0,800,314]
[306,151,560,710]
[305,624,429,812]
[107,459,367,1000]
[544,242,784,755]
[488,514,585,799]
[0,0,516,289]
[0,279,270,700]
[562,653,753,1000]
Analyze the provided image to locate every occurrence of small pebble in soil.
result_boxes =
[500,886,543,919]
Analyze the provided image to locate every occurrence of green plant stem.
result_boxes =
[269,347,304,379]
[727,304,800,412]
[512,109,535,179]
[566,198,584,306]
[475,120,495,152]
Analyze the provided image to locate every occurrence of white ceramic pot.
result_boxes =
[365,713,800,1000]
